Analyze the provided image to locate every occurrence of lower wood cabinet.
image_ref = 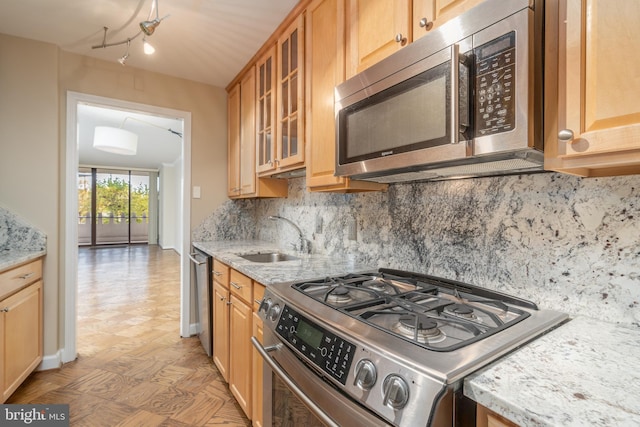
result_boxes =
[476,404,520,427]
[0,259,43,403]
[229,294,253,418]
[212,261,267,424]
[213,281,230,382]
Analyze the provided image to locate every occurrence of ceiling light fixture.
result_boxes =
[93,116,182,156]
[91,0,169,65]
[93,126,139,156]
[142,37,155,55]
[118,40,131,65]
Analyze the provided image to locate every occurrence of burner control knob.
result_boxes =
[353,359,377,390]
[259,298,273,314]
[382,375,410,409]
[267,304,281,322]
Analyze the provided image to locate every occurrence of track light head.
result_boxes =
[140,18,161,36]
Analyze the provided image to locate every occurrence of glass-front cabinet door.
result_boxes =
[276,14,305,171]
[256,45,277,175]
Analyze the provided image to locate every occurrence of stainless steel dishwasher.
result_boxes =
[189,247,213,356]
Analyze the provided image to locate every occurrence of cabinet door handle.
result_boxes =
[419,17,433,30]
[395,33,406,44]
[19,272,35,280]
[230,281,242,290]
[558,129,575,143]
[213,271,222,276]
[1,307,9,313]
[219,296,226,301]
[226,301,233,306]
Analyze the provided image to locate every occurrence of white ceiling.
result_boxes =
[0,0,299,170]
[0,0,299,88]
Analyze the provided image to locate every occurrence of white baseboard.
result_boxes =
[187,322,198,337]
[37,351,64,371]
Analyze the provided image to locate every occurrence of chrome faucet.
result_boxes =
[268,215,311,254]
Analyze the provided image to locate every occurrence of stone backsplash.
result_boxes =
[0,205,46,252]
[193,172,640,327]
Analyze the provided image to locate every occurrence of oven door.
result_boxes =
[252,329,391,427]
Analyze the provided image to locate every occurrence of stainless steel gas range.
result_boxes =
[252,269,568,427]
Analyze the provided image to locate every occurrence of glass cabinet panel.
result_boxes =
[277,16,305,169]
[256,46,277,173]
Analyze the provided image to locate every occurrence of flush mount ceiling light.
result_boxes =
[91,0,169,65]
[93,126,138,156]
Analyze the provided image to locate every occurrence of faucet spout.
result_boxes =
[269,215,311,254]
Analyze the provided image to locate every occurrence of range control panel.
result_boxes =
[474,31,516,136]
[276,305,355,385]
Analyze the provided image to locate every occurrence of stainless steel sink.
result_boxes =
[237,252,299,263]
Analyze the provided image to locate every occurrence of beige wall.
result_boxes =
[0,33,228,360]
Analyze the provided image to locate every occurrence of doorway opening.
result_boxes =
[62,91,192,366]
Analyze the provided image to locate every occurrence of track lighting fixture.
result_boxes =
[143,38,155,55]
[118,40,131,65]
[91,0,168,65]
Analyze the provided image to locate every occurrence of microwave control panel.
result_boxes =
[474,31,516,136]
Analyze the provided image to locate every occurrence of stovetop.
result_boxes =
[259,268,568,427]
[292,269,533,351]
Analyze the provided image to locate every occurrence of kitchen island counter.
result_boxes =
[193,240,374,286]
[464,315,640,426]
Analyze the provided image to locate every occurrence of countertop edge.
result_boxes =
[0,250,47,273]
[192,240,374,287]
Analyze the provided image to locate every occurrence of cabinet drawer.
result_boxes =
[253,282,266,312]
[213,259,229,287]
[229,269,252,304]
[0,259,43,301]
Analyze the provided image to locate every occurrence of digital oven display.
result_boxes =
[276,305,356,385]
[296,319,323,349]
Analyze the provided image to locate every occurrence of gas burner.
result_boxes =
[362,279,395,294]
[325,285,353,304]
[395,314,446,343]
[445,303,478,320]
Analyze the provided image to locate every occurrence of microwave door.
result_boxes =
[336,40,472,179]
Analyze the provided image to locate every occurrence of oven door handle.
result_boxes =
[251,337,340,427]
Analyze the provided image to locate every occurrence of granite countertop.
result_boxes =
[0,249,47,273]
[464,316,640,426]
[193,240,375,285]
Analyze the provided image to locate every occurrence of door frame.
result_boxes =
[62,91,192,364]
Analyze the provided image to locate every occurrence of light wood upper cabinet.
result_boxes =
[545,0,640,176]
[240,67,258,195]
[346,0,411,78]
[227,84,241,197]
[412,0,487,41]
[256,46,278,175]
[275,15,306,173]
[305,0,388,193]
[228,66,287,199]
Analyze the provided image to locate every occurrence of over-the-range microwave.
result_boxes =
[335,0,546,183]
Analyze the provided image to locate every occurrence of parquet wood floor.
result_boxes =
[8,245,251,427]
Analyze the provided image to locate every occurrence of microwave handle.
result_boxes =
[451,43,460,144]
